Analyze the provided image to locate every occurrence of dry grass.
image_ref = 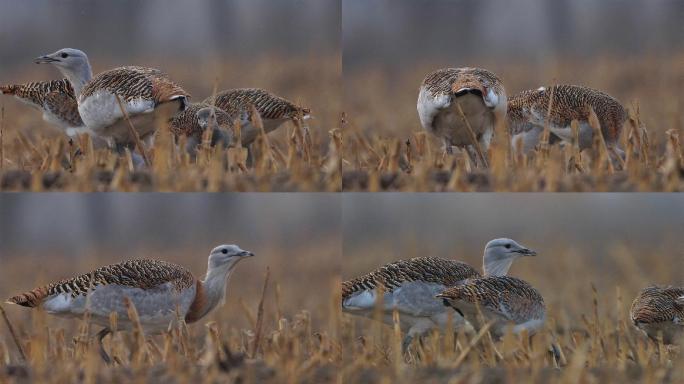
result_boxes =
[342,56,684,191]
[0,56,342,192]
[0,240,681,383]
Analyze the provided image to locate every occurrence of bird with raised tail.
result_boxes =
[630,285,684,344]
[6,244,254,362]
[507,84,626,162]
[341,238,536,351]
[34,48,190,147]
[169,103,249,156]
[1,48,92,136]
[437,275,546,338]
[203,88,310,146]
[417,67,507,167]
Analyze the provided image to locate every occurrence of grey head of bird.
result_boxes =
[482,238,536,276]
[196,106,235,148]
[34,48,93,93]
[207,244,254,272]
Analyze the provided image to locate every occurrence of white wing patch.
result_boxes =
[483,88,500,109]
[417,87,451,130]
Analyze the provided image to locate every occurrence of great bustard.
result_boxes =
[630,285,684,344]
[203,88,310,146]
[35,48,190,148]
[6,244,254,362]
[507,84,626,162]
[0,48,92,136]
[417,67,507,167]
[341,238,536,351]
[437,275,546,338]
[169,103,249,156]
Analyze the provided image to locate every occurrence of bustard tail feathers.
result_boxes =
[6,287,49,308]
[0,85,18,95]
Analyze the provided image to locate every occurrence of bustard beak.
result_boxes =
[239,250,255,258]
[516,248,537,257]
[35,55,59,64]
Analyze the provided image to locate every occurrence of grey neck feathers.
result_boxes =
[482,253,515,277]
[59,62,92,97]
[198,260,240,319]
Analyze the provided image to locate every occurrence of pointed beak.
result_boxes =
[516,248,537,257]
[239,250,255,258]
[35,55,58,64]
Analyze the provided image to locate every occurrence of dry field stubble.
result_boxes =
[342,56,684,191]
[0,240,681,383]
[0,56,342,192]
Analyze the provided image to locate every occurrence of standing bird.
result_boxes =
[34,48,190,148]
[341,238,536,351]
[630,285,684,344]
[437,275,546,338]
[6,244,254,362]
[203,88,310,146]
[417,67,507,167]
[507,85,626,161]
[1,48,93,136]
[169,103,248,156]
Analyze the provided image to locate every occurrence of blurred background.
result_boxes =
[0,0,341,149]
[343,194,684,323]
[343,0,684,146]
[0,194,341,328]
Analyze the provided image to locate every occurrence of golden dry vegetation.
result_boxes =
[342,56,684,191]
[1,239,681,383]
[0,55,342,192]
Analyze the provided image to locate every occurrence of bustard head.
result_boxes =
[208,244,254,271]
[483,238,536,276]
[197,106,235,148]
[34,48,92,94]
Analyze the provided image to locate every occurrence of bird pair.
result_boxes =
[1,48,310,165]
[342,238,544,352]
[417,67,627,168]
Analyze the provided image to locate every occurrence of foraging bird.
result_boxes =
[630,285,684,344]
[6,244,254,362]
[437,275,546,338]
[203,88,310,146]
[417,67,507,167]
[169,103,249,156]
[341,238,536,351]
[35,48,190,146]
[507,85,626,160]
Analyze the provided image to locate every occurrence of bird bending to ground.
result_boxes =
[630,285,684,344]
[507,84,626,164]
[6,244,254,362]
[341,238,536,351]
[169,103,249,156]
[437,275,546,338]
[203,88,310,146]
[417,67,507,167]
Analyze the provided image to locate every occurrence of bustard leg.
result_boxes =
[96,328,112,364]
[401,334,414,354]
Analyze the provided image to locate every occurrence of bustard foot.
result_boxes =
[96,328,112,364]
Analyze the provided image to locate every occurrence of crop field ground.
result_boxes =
[0,55,342,192]
[342,55,684,191]
[0,238,681,383]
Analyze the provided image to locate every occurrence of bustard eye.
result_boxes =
[60,52,68,58]
[505,244,511,249]
[221,249,228,254]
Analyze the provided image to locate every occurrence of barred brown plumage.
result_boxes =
[341,257,480,300]
[630,285,684,344]
[437,275,546,337]
[417,67,507,167]
[0,79,84,129]
[7,259,194,307]
[169,103,235,138]
[507,84,626,153]
[204,88,309,122]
